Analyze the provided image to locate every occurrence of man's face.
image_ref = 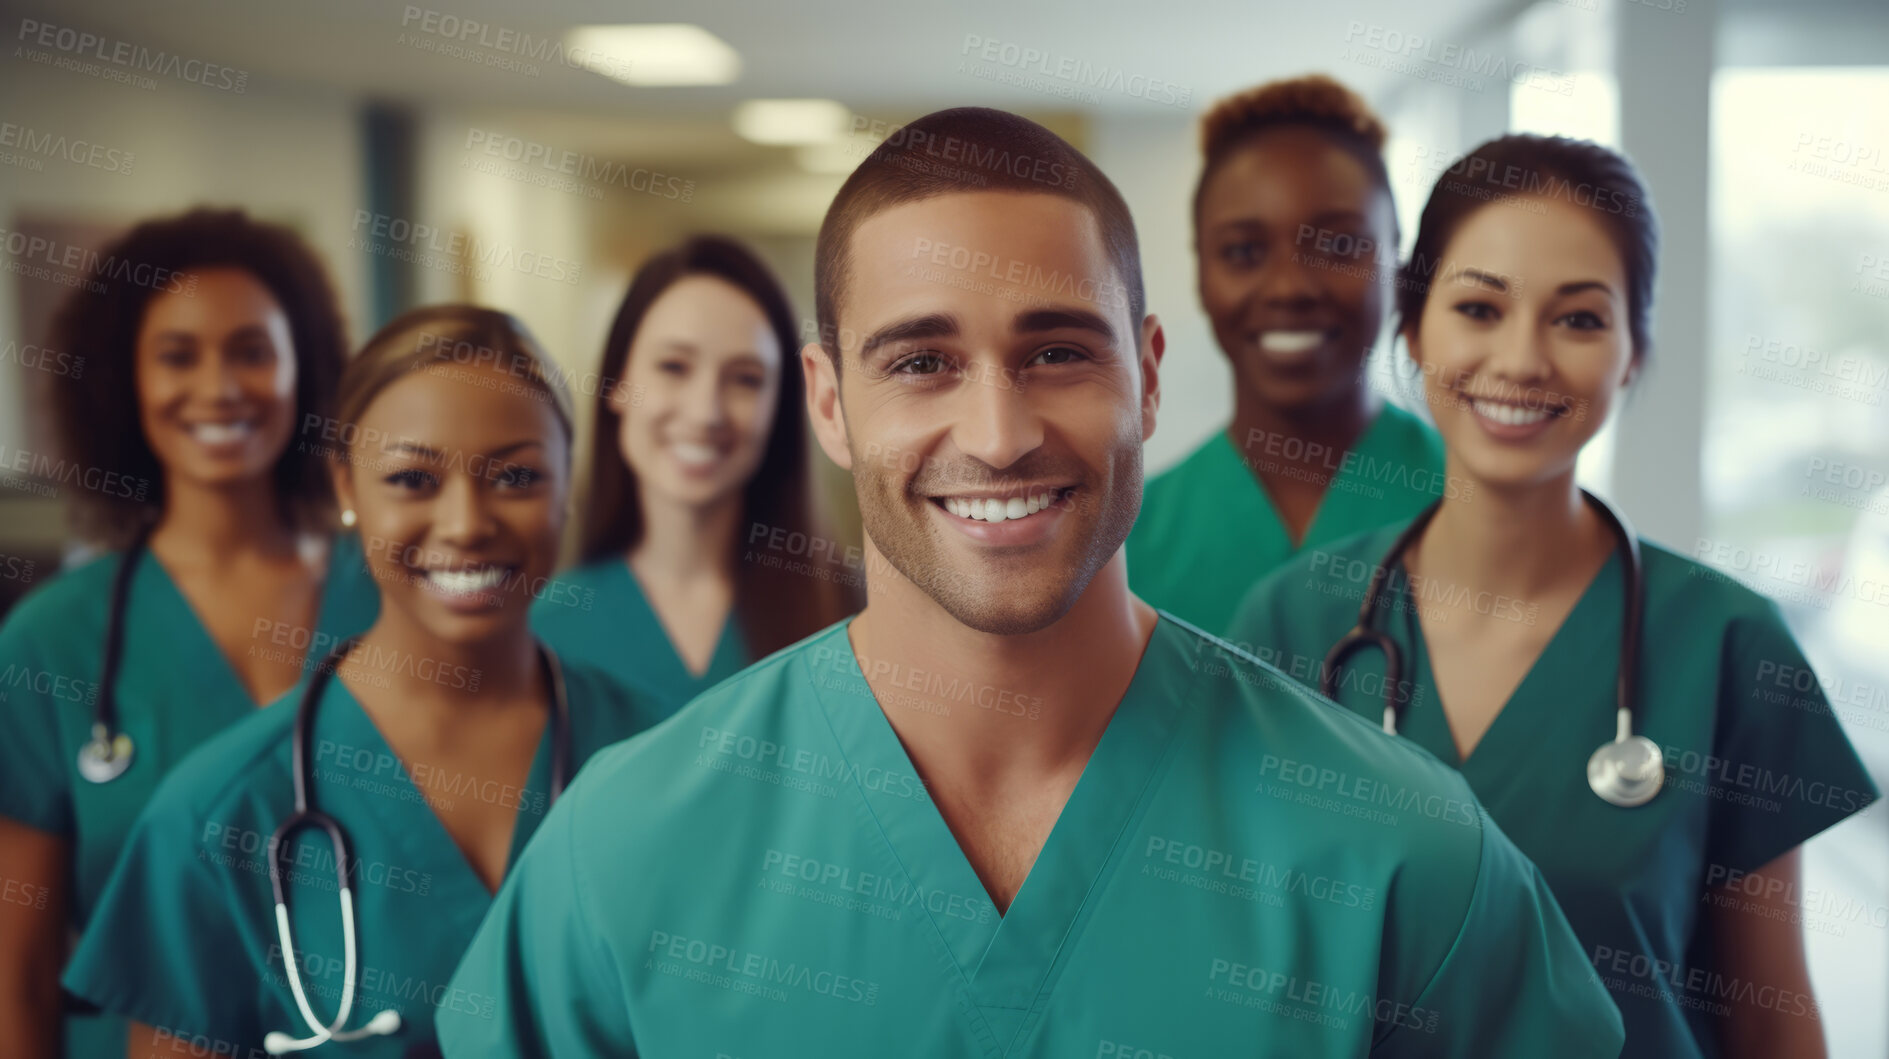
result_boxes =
[811,191,1158,635]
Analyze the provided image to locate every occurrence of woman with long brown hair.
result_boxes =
[532,235,859,715]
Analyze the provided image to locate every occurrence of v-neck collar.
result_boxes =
[1215,403,1418,553]
[802,618,1188,1051]
[138,539,361,711]
[316,674,555,897]
[1391,547,1624,777]
[606,558,742,686]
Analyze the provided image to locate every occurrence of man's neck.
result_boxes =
[846,546,1157,788]
[845,544,1157,912]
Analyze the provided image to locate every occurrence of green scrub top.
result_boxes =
[0,532,377,1059]
[530,556,749,718]
[1126,403,1445,635]
[60,653,659,1057]
[1226,526,1881,1059]
[436,615,1625,1058]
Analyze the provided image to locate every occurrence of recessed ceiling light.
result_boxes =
[734,99,851,146]
[564,24,740,86]
[795,141,867,174]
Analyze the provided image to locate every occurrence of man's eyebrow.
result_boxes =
[1014,307,1118,344]
[859,313,960,361]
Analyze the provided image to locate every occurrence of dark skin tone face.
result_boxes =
[1194,125,1398,418]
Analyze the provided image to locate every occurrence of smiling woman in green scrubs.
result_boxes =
[0,209,378,1058]
[1229,135,1879,1059]
[1126,75,1445,634]
[61,306,659,1057]
[532,236,858,715]
[438,108,1622,1058]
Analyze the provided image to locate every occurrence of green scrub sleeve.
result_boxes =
[1702,601,1881,877]
[0,618,77,835]
[1375,809,1624,1059]
[60,785,258,1048]
[439,781,635,1058]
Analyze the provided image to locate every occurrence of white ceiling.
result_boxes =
[13,0,1529,119]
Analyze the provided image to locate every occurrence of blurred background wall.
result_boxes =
[1,0,1885,1051]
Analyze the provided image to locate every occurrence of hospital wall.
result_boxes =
[0,59,368,579]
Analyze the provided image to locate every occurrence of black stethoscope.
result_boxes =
[75,524,153,785]
[1320,488,1664,808]
[265,636,572,1053]
[71,521,571,1050]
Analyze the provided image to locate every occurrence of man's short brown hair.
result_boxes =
[813,107,1146,371]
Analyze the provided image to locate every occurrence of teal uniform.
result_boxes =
[1127,403,1445,634]
[437,615,1625,1058]
[60,655,660,1057]
[1226,526,1881,1059]
[530,556,749,717]
[0,533,377,1058]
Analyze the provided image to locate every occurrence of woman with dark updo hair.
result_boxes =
[1126,74,1448,636]
[1232,135,1876,1058]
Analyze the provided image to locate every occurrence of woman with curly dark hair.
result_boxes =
[0,208,378,1057]
[531,235,859,716]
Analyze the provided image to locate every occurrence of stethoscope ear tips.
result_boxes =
[1587,736,1664,808]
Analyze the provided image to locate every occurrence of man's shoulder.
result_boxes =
[559,622,853,813]
[1154,612,1486,848]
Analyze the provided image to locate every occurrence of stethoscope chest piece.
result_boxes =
[77,728,135,784]
[1587,735,1664,808]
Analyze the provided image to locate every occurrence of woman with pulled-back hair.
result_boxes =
[1232,135,1876,1058]
[1127,74,1446,635]
[62,305,661,1057]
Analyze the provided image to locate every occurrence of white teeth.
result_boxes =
[425,566,507,595]
[671,441,720,468]
[189,421,254,445]
[1256,330,1326,359]
[1471,399,1553,427]
[941,490,1064,523]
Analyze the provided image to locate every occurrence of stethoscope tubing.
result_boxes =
[1320,488,1658,807]
[263,636,572,1049]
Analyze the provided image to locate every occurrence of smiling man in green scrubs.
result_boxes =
[438,107,1624,1058]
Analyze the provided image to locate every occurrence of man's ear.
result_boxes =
[801,341,853,471]
[1139,313,1165,445]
